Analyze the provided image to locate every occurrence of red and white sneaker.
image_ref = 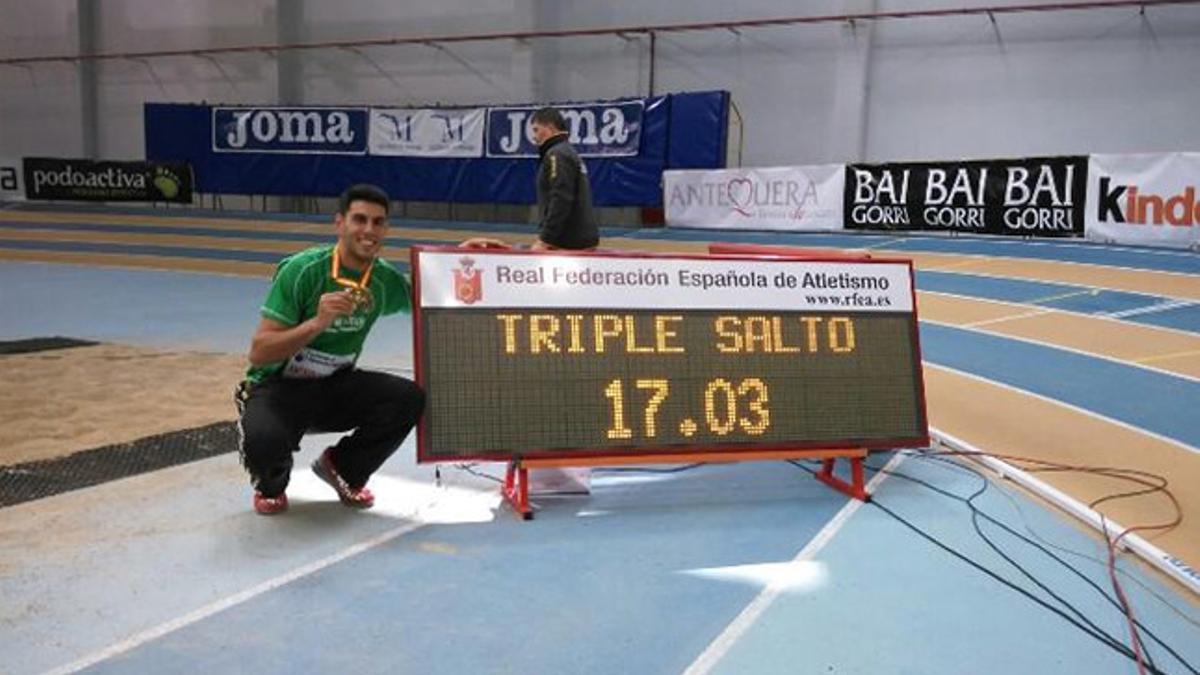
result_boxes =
[312,448,375,509]
[253,491,289,515]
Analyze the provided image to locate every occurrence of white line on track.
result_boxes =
[43,521,425,675]
[682,452,904,675]
[924,362,1199,456]
[920,318,1200,385]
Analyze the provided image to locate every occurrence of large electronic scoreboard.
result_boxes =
[412,248,928,463]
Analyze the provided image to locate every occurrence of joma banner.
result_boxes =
[664,165,844,231]
[212,107,368,154]
[1086,152,1200,249]
[369,107,485,158]
[845,157,1087,237]
[486,100,643,158]
[23,158,194,203]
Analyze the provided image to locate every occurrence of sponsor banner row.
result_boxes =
[665,153,1199,248]
[0,157,194,203]
[211,100,644,159]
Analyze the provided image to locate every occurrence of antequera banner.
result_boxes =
[369,108,486,158]
[663,165,844,231]
[1085,152,1200,249]
[844,156,1087,237]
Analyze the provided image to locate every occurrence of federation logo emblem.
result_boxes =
[453,256,482,304]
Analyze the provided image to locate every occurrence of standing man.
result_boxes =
[235,184,425,515]
[529,107,598,251]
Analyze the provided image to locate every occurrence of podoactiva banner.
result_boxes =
[845,156,1087,237]
[664,164,844,231]
[1086,152,1200,249]
[23,158,194,203]
[0,157,24,202]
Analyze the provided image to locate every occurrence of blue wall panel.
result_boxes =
[145,91,727,207]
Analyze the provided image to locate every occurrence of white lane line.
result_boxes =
[918,266,1199,304]
[864,237,910,250]
[924,362,1199,456]
[896,245,1200,280]
[682,452,904,675]
[920,318,1200,385]
[961,307,1056,328]
[42,520,424,675]
[918,289,1200,339]
[1024,288,1101,305]
[1103,299,1197,320]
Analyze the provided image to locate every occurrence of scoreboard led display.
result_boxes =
[412,248,928,462]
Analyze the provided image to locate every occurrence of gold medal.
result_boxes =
[347,286,375,314]
[331,246,376,314]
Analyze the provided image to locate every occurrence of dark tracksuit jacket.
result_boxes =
[536,133,599,250]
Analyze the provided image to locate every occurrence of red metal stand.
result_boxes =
[500,449,869,520]
[502,461,534,520]
[814,455,870,502]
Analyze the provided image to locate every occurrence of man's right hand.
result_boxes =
[248,291,357,366]
[460,237,511,249]
[315,290,357,328]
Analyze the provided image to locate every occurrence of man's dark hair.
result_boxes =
[530,107,567,131]
[337,183,390,215]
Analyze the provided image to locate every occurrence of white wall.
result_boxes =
[92,0,279,158]
[293,0,539,107]
[864,1,1200,160]
[0,1,83,156]
[0,0,1196,168]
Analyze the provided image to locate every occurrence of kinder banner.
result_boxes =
[212,106,369,154]
[369,107,485,157]
[664,165,844,231]
[23,158,194,203]
[0,157,24,201]
[486,100,644,158]
[845,156,1087,237]
[1086,152,1200,249]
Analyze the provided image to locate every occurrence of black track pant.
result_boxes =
[235,369,425,497]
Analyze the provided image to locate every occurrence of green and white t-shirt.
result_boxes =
[246,245,411,384]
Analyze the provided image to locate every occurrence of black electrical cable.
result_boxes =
[785,458,1184,675]
[450,463,503,484]
[912,452,1197,674]
[902,455,1186,675]
[889,456,1145,650]
[938,460,1200,632]
[873,454,1197,675]
[593,463,704,474]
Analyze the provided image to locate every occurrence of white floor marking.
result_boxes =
[44,476,499,675]
[682,452,904,675]
[925,362,1199,455]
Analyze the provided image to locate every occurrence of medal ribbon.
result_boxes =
[331,246,374,305]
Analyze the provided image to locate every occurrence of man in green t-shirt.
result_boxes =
[235,184,425,515]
